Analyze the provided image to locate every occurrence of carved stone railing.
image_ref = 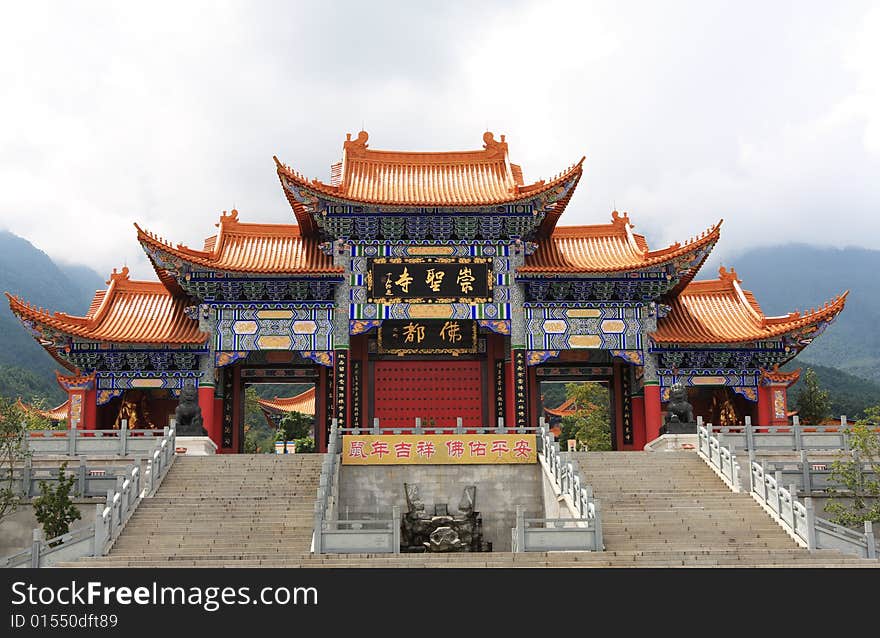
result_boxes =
[712,416,878,453]
[759,451,876,494]
[312,420,400,554]
[513,423,603,552]
[26,421,170,458]
[750,461,876,559]
[342,417,540,436]
[2,460,140,498]
[2,426,177,568]
[696,421,875,560]
[697,421,743,492]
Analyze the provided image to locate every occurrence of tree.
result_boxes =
[32,462,81,545]
[824,420,880,527]
[243,386,275,454]
[794,368,831,424]
[0,397,32,524]
[277,411,314,453]
[558,382,612,451]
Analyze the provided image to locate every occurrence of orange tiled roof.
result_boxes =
[136,209,341,275]
[257,387,316,417]
[652,267,848,344]
[275,130,584,207]
[544,397,597,418]
[520,212,721,274]
[760,366,802,386]
[6,267,207,345]
[16,398,69,422]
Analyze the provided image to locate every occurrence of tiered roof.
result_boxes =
[5,267,207,346]
[760,366,802,386]
[136,209,341,279]
[16,398,69,422]
[520,211,721,280]
[257,387,316,427]
[652,267,847,344]
[275,131,584,235]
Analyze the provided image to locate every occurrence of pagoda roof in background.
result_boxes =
[136,209,342,278]
[652,266,848,344]
[520,211,721,281]
[5,267,207,346]
[257,387,316,418]
[275,130,584,236]
[16,398,69,422]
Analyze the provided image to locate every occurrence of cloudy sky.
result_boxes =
[1,1,878,280]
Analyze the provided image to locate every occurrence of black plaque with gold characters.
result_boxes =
[378,319,477,355]
[367,257,492,303]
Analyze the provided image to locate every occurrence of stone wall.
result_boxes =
[337,464,543,551]
[0,501,95,558]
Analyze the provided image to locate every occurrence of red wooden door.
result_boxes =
[373,361,484,430]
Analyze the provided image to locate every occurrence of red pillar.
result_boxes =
[644,382,663,443]
[757,385,772,427]
[82,388,97,430]
[631,395,646,450]
[198,386,218,445]
[231,365,242,453]
[612,360,625,450]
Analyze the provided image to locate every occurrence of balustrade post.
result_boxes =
[94,504,107,555]
[804,497,817,550]
[313,509,323,555]
[371,417,380,435]
[773,470,783,515]
[496,417,505,434]
[801,450,810,493]
[68,421,77,456]
[23,457,32,498]
[77,459,86,497]
[788,484,798,532]
[760,461,768,502]
[793,417,802,451]
[745,415,754,451]
[31,528,42,568]
[865,521,876,559]
[414,417,422,435]
[120,419,129,456]
[593,499,603,551]
[455,417,463,435]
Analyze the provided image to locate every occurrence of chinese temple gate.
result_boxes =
[6,131,847,452]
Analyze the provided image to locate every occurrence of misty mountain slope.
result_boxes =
[0,231,104,401]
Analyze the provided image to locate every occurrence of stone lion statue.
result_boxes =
[665,382,694,424]
[174,385,206,436]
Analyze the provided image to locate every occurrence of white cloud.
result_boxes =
[0,1,877,282]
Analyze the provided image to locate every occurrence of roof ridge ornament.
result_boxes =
[107,266,130,285]
[610,210,631,228]
[718,265,741,284]
[217,208,239,227]
[343,130,369,155]
[482,131,508,158]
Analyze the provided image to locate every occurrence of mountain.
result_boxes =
[0,231,104,402]
[782,362,880,420]
[730,244,880,385]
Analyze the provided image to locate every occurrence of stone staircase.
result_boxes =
[64,451,880,568]
[68,454,323,567]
